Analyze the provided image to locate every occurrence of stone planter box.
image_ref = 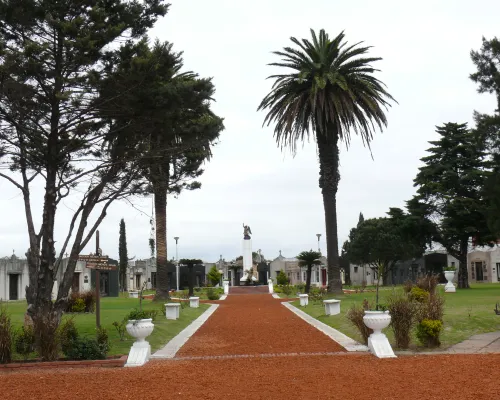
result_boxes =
[129,291,139,298]
[165,303,181,320]
[323,299,341,315]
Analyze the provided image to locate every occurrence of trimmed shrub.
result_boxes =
[387,291,417,349]
[64,337,107,360]
[416,319,443,347]
[72,298,86,313]
[410,286,429,303]
[346,299,373,345]
[59,317,79,356]
[96,327,110,355]
[0,306,13,364]
[281,284,294,297]
[66,290,96,313]
[206,287,220,300]
[81,291,96,312]
[14,325,35,360]
[416,275,439,296]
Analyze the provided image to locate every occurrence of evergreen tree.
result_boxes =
[358,212,365,225]
[180,259,203,296]
[409,123,492,289]
[207,266,222,286]
[0,0,168,359]
[119,219,128,291]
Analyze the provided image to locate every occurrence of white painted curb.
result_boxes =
[219,294,227,300]
[151,304,219,359]
[272,293,281,299]
[282,301,368,352]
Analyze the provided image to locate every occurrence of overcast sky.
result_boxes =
[1,0,499,263]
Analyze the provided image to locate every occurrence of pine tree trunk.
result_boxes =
[154,187,170,299]
[316,131,342,295]
[457,238,470,289]
[305,265,312,294]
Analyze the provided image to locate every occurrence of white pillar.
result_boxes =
[223,280,229,295]
[268,279,273,294]
[240,239,254,282]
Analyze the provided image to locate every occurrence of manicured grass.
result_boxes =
[3,297,209,357]
[291,283,500,351]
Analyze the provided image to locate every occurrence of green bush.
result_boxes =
[72,298,86,313]
[125,308,153,321]
[14,325,35,360]
[207,266,222,286]
[96,327,110,355]
[112,320,127,341]
[387,291,417,349]
[0,306,13,364]
[64,337,107,360]
[59,317,79,356]
[295,282,305,293]
[281,284,294,297]
[410,286,429,303]
[206,287,220,300]
[276,270,289,285]
[416,319,443,347]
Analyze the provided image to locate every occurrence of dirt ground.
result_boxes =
[2,291,499,399]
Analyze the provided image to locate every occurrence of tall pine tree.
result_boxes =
[119,219,128,291]
[409,122,492,289]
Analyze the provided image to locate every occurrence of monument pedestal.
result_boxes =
[240,238,257,283]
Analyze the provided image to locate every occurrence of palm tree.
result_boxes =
[179,259,203,296]
[297,250,322,293]
[258,29,395,294]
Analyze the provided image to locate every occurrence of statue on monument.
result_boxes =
[242,223,252,240]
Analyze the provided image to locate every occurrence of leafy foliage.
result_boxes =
[207,266,222,286]
[416,319,443,348]
[14,325,35,360]
[297,250,322,293]
[119,219,128,291]
[0,306,12,363]
[276,269,289,285]
[387,291,418,349]
[258,29,395,294]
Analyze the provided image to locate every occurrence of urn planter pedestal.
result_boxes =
[129,291,139,299]
[268,279,274,294]
[444,270,456,293]
[125,319,154,367]
[223,280,230,295]
[299,294,309,307]
[363,311,396,358]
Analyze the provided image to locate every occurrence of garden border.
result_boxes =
[282,301,369,352]
[151,303,220,359]
[0,355,127,372]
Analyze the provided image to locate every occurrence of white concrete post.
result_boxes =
[189,297,200,308]
[268,279,274,294]
[165,303,181,320]
[223,280,229,295]
[299,294,309,307]
[323,299,341,315]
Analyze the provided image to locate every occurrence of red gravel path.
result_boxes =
[1,354,499,399]
[177,292,345,357]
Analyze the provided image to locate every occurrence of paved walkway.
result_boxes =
[446,331,500,354]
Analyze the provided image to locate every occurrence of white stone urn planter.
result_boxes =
[444,270,456,293]
[299,294,309,307]
[363,311,396,358]
[125,318,154,367]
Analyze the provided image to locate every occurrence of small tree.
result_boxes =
[179,259,203,296]
[207,266,222,286]
[276,270,289,285]
[118,219,128,291]
[296,250,322,293]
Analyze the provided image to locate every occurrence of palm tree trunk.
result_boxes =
[305,265,312,294]
[154,186,170,299]
[316,130,342,294]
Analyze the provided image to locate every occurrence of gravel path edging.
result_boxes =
[219,294,227,300]
[282,301,369,352]
[151,304,220,359]
[271,293,280,299]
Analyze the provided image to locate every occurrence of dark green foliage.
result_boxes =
[119,219,128,291]
[281,284,294,297]
[180,259,203,297]
[345,299,373,345]
[276,269,289,285]
[71,298,86,313]
[0,0,168,357]
[207,266,222,286]
[64,337,108,361]
[0,306,12,363]
[14,325,35,360]
[66,291,96,313]
[296,250,322,293]
[410,287,429,303]
[125,308,153,321]
[206,287,220,300]
[258,29,395,294]
[59,317,79,356]
[409,123,493,289]
[96,327,110,355]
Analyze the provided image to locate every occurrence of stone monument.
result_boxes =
[240,223,257,283]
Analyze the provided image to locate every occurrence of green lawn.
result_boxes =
[3,297,209,357]
[291,283,500,351]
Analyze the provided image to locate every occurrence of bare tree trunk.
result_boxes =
[316,131,342,294]
[457,238,470,289]
[305,265,312,294]
[154,187,170,299]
